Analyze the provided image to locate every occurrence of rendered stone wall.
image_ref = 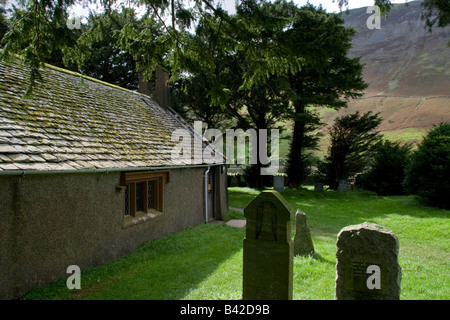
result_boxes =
[0,167,220,299]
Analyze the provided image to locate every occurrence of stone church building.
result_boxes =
[0,60,228,299]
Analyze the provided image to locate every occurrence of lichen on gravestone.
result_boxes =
[335,222,402,300]
[294,209,315,256]
[242,190,294,300]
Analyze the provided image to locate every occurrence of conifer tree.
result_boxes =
[321,111,382,190]
[283,4,367,187]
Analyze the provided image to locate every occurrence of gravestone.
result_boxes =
[337,180,348,192]
[243,190,294,300]
[273,175,285,193]
[314,183,324,192]
[335,222,401,300]
[294,209,314,256]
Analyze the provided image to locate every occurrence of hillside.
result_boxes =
[318,1,450,151]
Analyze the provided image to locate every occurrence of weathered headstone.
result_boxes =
[337,180,348,192]
[273,175,285,193]
[243,190,294,300]
[314,183,324,192]
[294,209,314,256]
[335,222,402,300]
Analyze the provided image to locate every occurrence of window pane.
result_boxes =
[148,180,155,209]
[136,182,144,212]
[124,184,131,216]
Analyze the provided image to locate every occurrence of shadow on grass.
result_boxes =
[20,224,245,300]
[311,252,335,266]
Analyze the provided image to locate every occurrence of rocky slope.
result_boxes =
[319,1,450,149]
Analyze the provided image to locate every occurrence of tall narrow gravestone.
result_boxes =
[337,180,348,192]
[273,175,285,193]
[243,190,294,300]
[294,209,315,256]
[335,222,402,300]
[314,183,324,192]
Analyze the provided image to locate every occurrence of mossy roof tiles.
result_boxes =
[0,60,209,172]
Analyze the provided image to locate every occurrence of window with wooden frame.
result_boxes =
[120,170,170,227]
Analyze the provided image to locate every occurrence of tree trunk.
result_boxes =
[244,113,269,188]
[287,103,305,188]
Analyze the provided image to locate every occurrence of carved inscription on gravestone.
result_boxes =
[336,222,401,300]
[243,190,294,300]
[255,201,278,241]
[349,259,386,292]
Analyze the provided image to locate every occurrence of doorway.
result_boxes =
[207,166,216,221]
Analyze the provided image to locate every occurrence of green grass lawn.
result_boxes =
[21,187,449,300]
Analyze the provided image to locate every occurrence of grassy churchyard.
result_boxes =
[22,187,449,300]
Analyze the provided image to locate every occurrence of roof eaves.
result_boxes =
[0,162,226,176]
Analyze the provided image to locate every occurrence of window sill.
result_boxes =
[123,209,163,228]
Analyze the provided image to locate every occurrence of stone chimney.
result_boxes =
[138,66,171,109]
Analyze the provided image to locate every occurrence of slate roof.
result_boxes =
[0,60,211,173]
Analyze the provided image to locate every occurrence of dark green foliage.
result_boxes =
[1,0,448,195]
[170,3,291,188]
[0,1,7,42]
[422,0,450,46]
[75,9,140,90]
[172,2,367,188]
[44,8,142,90]
[358,139,411,195]
[422,0,450,30]
[404,123,450,209]
[170,74,224,128]
[321,111,382,190]
[284,4,367,188]
[285,129,320,187]
[0,0,79,95]
[171,49,287,131]
[2,4,141,90]
[242,164,271,189]
[1,0,449,94]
